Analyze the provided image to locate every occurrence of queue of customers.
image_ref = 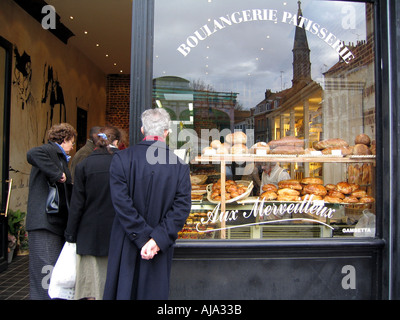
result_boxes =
[25,108,192,300]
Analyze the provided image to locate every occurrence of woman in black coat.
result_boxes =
[65,126,121,300]
[26,123,77,300]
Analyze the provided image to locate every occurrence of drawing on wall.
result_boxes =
[41,63,67,142]
[13,47,32,110]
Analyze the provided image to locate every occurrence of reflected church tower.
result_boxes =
[292,1,312,86]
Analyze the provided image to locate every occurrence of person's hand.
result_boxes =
[58,172,66,183]
[141,239,160,260]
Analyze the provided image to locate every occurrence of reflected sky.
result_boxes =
[153,0,367,109]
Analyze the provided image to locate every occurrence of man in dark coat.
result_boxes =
[103,108,191,300]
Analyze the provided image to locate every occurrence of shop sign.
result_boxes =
[196,194,335,233]
[177,8,355,64]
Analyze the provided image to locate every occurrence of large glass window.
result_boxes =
[153,0,376,240]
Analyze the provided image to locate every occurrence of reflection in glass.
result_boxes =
[154,0,376,240]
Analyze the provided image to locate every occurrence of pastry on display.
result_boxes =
[230,143,248,154]
[262,183,278,192]
[225,131,247,145]
[302,184,327,196]
[355,133,371,146]
[278,179,302,190]
[335,182,353,194]
[301,177,323,185]
[260,191,278,200]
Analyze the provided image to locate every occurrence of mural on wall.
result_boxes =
[41,64,67,143]
[13,47,32,110]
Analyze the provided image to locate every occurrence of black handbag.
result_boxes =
[46,182,59,214]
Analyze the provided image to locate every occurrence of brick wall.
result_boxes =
[106,74,130,146]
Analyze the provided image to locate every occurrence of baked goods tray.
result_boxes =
[237,196,374,205]
[206,180,253,204]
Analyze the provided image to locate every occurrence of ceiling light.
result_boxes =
[120,70,123,73]
[105,54,109,57]
[69,16,74,20]
[113,63,117,66]
[96,43,100,47]
[84,31,88,35]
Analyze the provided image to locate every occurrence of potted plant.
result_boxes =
[7,209,26,262]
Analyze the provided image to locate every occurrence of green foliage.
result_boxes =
[8,209,26,237]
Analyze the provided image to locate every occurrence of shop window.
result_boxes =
[153,0,376,240]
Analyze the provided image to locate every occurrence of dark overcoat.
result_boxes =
[26,141,72,235]
[64,148,117,256]
[103,140,191,300]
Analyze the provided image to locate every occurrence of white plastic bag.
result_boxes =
[48,242,76,300]
[354,210,376,238]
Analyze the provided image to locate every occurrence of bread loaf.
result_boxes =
[210,140,222,149]
[321,146,353,155]
[314,138,349,150]
[352,144,372,155]
[226,132,247,145]
[268,136,304,148]
[269,146,304,154]
[355,133,371,146]
[230,144,248,154]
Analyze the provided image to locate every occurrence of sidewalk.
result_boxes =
[0,255,29,300]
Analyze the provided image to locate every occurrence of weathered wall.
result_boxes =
[1,0,107,212]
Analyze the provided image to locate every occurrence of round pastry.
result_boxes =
[303,184,327,196]
[301,177,324,185]
[230,191,240,198]
[278,179,302,190]
[210,140,222,149]
[352,144,372,155]
[227,184,238,193]
[335,182,352,194]
[349,183,360,192]
[277,195,300,202]
[355,133,371,146]
[226,132,247,145]
[301,194,323,201]
[325,184,336,191]
[328,190,345,199]
[359,196,375,203]
[351,190,367,198]
[262,183,278,192]
[260,191,278,200]
[277,188,300,196]
[343,196,359,203]
[230,144,248,154]
[323,195,343,203]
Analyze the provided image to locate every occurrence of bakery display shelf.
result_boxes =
[194,154,375,163]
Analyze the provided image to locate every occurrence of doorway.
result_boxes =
[0,37,12,272]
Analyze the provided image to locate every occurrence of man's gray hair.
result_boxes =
[141,108,171,137]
